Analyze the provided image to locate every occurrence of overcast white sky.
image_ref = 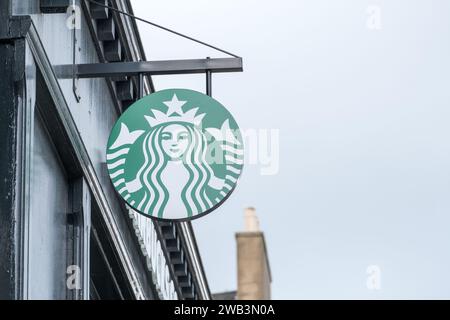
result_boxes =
[131,0,450,299]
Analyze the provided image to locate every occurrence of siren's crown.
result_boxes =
[144,94,205,127]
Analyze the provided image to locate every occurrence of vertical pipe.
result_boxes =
[72,9,81,103]
[138,73,144,99]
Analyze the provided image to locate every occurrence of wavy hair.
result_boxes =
[137,123,214,218]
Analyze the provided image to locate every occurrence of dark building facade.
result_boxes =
[0,0,210,300]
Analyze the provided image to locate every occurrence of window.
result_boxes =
[24,69,91,299]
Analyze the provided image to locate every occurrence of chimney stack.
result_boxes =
[236,207,271,300]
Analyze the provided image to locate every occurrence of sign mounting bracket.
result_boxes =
[55,57,243,79]
[55,57,242,100]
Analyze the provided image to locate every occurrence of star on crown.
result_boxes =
[144,94,206,127]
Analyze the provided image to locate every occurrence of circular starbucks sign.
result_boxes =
[106,89,243,220]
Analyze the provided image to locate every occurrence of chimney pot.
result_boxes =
[244,207,259,232]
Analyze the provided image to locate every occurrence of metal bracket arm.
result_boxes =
[55,57,243,79]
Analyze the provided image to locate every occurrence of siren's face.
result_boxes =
[160,124,190,160]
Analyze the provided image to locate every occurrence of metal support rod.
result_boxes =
[206,57,212,97]
[138,73,144,99]
[206,70,212,97]
[54,57,243,79]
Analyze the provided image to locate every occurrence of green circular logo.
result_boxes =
[106,89,244,220]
